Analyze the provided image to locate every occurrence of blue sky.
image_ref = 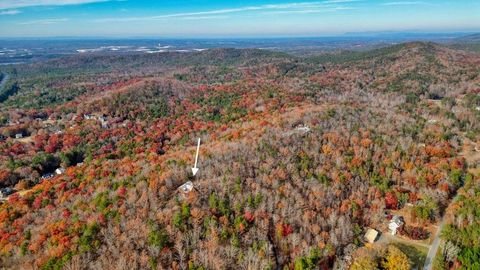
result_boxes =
[0,0,479,37]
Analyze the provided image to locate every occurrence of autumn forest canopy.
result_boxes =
[0,40,479,270]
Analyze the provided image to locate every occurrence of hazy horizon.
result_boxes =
[0,31,477,40]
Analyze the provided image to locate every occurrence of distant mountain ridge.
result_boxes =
[455,33,480,43]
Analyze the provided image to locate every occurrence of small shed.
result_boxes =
[15,133,23,139]
[364,228,379,243]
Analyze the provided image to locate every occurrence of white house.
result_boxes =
[388,215,404,235]
[295,124,311,133]
[15,133,23,139]
[178,181,194,194]
[55,168,66,175]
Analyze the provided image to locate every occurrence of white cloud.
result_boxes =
[324,0,361,3]
[19,18,69,25]
[95,1,360,23]
[263,6,357,15]
[0,0,112,10]
[381,1,426,5]
[95,7,261,22]
[0,9,21,15]
[179,16,229,20]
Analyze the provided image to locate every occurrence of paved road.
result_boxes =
[423,134,475,270]
[423,194,461,270]
[423,217,447,270]
[420,94,473,270]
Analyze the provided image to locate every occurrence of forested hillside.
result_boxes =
[0,42,479,269]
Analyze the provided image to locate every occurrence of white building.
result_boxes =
[296,124,311,134]
[388,215,404,235]
[364,228,379,243]
[55,168,66,175]
[178,181,194,194]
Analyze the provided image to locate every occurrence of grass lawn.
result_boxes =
[394,242,428,269]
